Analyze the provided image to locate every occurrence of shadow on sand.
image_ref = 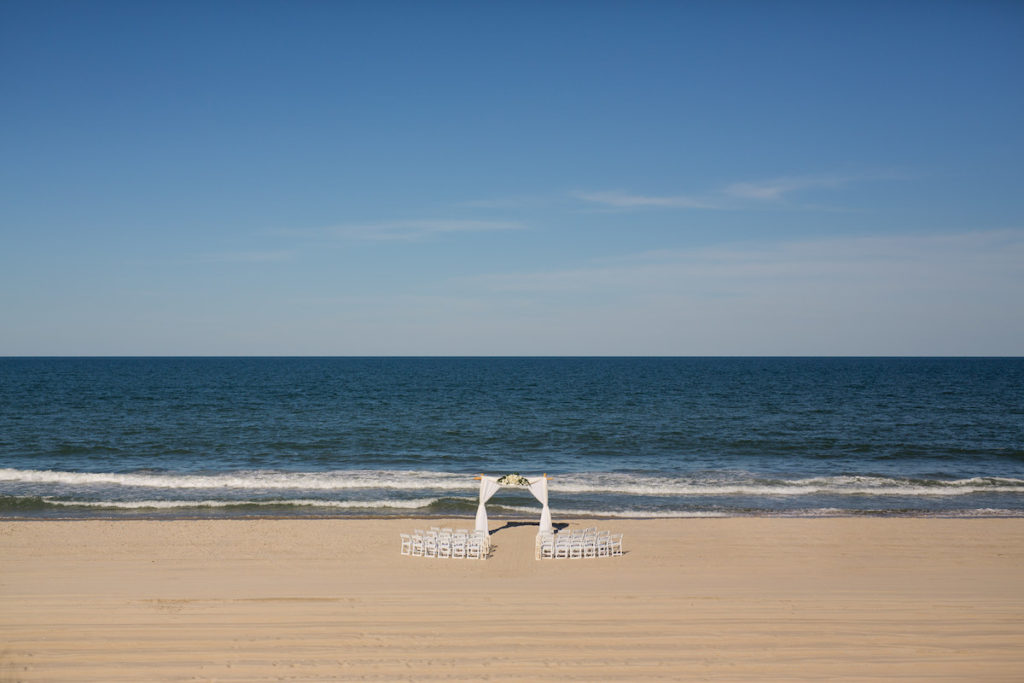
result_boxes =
[486,521,629,556]
[487,520,569,536]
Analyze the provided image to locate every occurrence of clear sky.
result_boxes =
[2,1,1022,355]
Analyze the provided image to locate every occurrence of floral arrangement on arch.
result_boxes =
[496,473,531,487]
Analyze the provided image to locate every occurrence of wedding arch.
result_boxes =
[474,473,553,537]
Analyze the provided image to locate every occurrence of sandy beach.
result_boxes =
[2,518,1023,681]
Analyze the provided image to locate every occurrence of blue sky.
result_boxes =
[2,1,1022,355]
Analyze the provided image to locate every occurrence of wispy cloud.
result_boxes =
[178,229,1023,356]
[573,190,717,209]
[198,250,296,263]
[724,174,853,201]
[453,196,549,209]
[575,170,906,212]
[326,219,526,241]
[458,229,1024,298]
[439,229,1023,354]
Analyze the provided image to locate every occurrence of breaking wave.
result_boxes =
[2,468,1022,496]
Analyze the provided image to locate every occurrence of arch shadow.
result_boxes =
[488,520,569,536]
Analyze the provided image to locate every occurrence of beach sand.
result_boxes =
[2,518,1023,681]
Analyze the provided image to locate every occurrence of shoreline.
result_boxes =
[6,467,1024,520]
[4,508,1024,522]
[3,517,1023,680]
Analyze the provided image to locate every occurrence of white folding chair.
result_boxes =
[451,532,467,559]
[423,534,438,558]
[551,534,566,559]
[610,533,623,556]
[400,533,413,556]
[466,534,482,560]
[535,532,554,559]
[473,530,491,555]
[436,532,452,558]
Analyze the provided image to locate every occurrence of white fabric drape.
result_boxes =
[474,476,501,535]
[527,476,553,534]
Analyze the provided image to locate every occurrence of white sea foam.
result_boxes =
[0,468,470,491]
[41,497,442,510]
[502,504,1024,519]
[2,468,1023,497]
[939,508,1023,518]
[549,472,1024,497]
[500,505,730,518]
[16,497,1024,518]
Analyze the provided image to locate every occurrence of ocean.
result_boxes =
[1,357,1022,519]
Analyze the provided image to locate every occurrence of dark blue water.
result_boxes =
[1,357,1022,518]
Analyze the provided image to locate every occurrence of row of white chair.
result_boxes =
[535,528,623,559]
[400,528,489,559]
